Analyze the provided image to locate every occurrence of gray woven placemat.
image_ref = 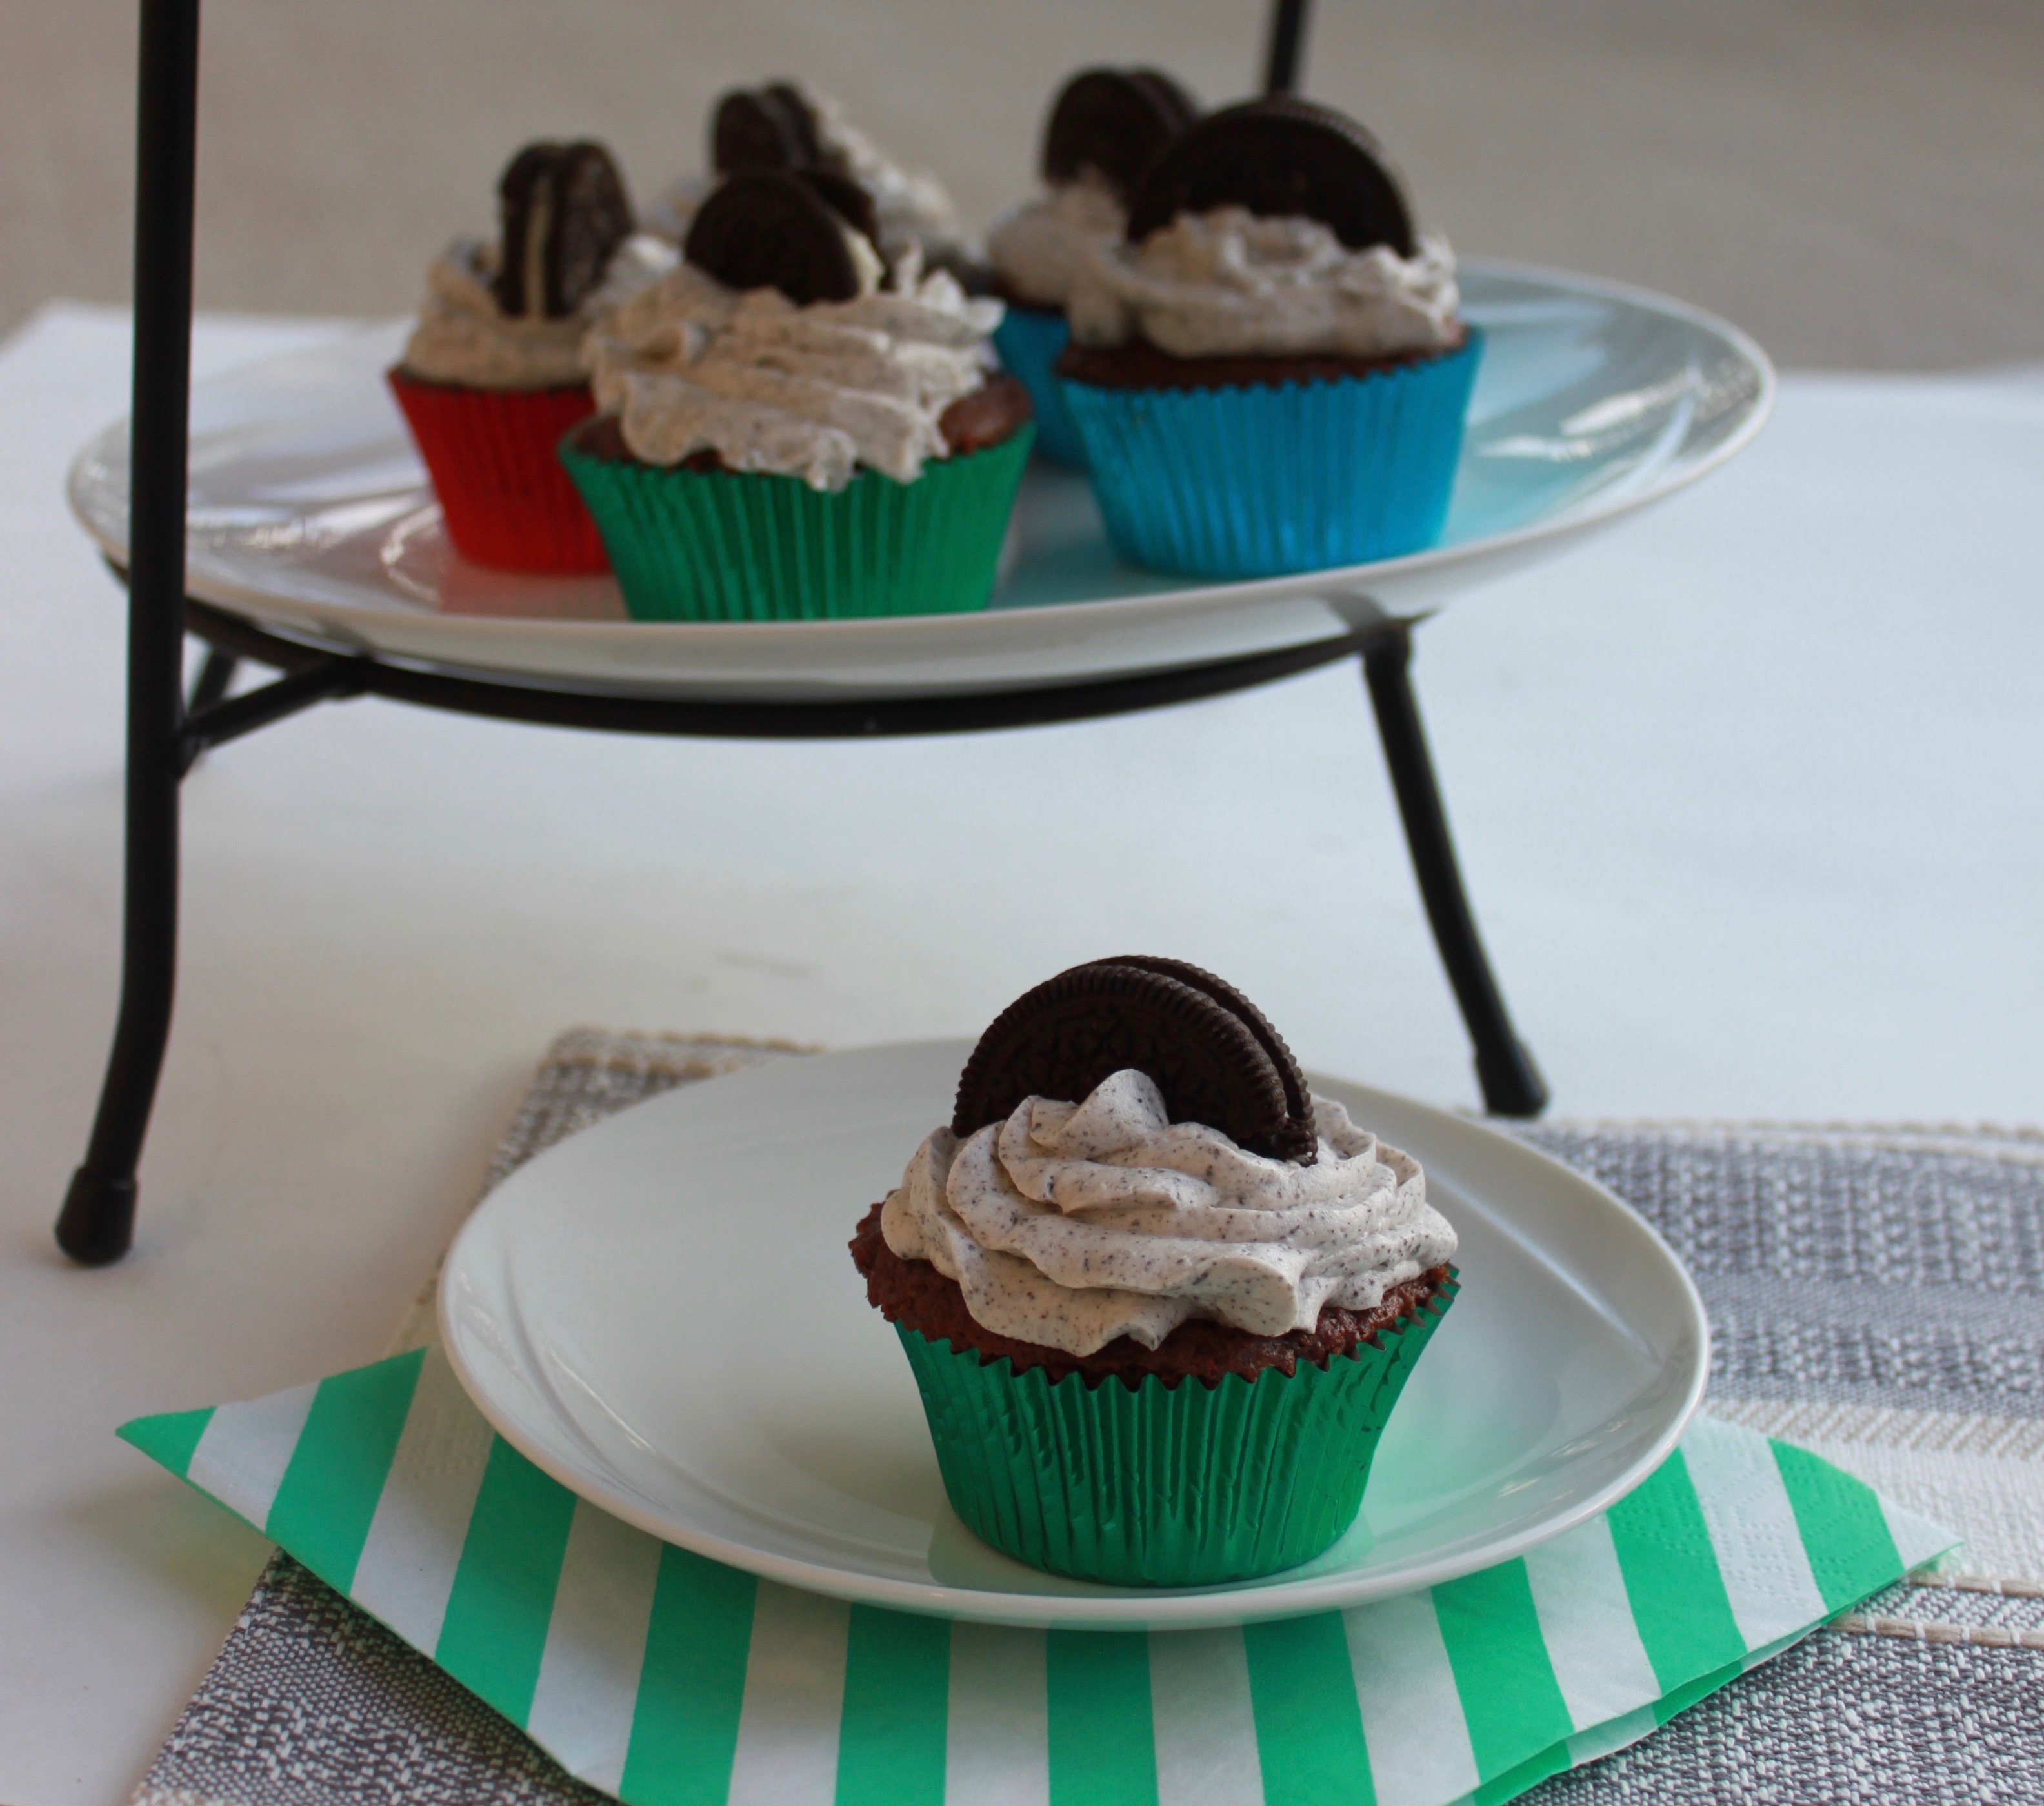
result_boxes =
[134,1033,2044,1806]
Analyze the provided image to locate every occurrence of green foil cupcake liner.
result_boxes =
[896,1272,1457,1587]
[1061,331,1483,579]
[557,423,1033,622]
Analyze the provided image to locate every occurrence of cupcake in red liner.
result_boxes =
[850,956,1461,1586]
[565,169,1032,622]
[986,68,1200,466]
[1059,97,1481,577]
[390,139,675,574]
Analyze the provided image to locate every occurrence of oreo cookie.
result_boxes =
[794,166,882,257]
[952,957,1319,1162]
[1041,66,1201,199]
[712,82,826,174]
[684,170,873,305]
[1123,95,1416,257]
[494,140,634,319]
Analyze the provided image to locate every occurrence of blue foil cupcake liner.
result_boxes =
[992,303,1088,467]
[1062,330,1484,579]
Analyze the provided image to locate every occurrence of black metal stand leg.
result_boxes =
[57,0,201,1265]
[186,645,237,714]
[1362,627,1549,1118]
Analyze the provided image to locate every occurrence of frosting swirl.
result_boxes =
[804,85,964,263]
[1068,206,1461,360]
[986,174,1125,310]
[399,233,676,390]
[881,1068,1457,1357]
[583,250,1001,490]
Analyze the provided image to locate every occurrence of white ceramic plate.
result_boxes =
[439,1042,1707,1629]
[69,262,1769,701]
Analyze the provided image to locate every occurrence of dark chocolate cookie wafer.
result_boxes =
[1041,66,1201,199]
[494,141,634,320]
[1123,95,1416,257]
[712,83,825,174]
[1079,956,1316,1158]
[685,170,868,305]
[952,958,1319,1161]
[794,167,882,257]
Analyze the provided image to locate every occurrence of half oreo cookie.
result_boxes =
[951,957,1319,1162]
[494,140,635,319]
[684,169,874,305]
[1041,66,1201,199]
[1122,95,1416,257]
[712,81,826,175]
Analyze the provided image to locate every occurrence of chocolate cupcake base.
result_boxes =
[851,1202,1458,1585]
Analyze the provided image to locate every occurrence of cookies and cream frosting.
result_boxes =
[881,1068,1458,1358]
[1067,205,1461,360]
[401,233,677,389]
[986,172,1125,310]
[803,85,963,263]
[582,249,1003,490]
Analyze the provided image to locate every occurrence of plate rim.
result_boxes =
[66,257,1775,689]
[437,1039,1710,1629]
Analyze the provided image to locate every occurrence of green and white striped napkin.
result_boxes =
[121,1346,1952,1806]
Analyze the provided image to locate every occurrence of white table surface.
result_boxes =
[2,302,2040,1803]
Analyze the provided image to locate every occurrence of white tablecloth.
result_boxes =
[2,302,2040,1803]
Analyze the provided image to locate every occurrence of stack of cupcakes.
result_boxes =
[390,79,1480,614]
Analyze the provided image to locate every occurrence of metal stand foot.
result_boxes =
[1363,626,1549,1118]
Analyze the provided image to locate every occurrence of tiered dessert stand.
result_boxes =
[57,0,1772,1263]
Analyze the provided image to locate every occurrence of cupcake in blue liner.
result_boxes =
[1058,96,1482,578]
[987,68,1200,467]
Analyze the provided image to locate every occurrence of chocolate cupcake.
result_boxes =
[851,956,1459,1586]
[1057,97,1483,577]
[561,170,1032,621]
[389,140,675,574]
[985,68,1199,465]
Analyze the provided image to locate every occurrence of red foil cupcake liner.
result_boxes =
[387,368,609,574]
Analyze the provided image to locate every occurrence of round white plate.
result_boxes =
[70,262,1769,701]
[439,1042,1708,1629]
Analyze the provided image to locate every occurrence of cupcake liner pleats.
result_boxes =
[557,424,1033,622]
[386,368,609,574]
[1062,330,1483,579]
[896,1275,1458,1586]
[992,305,1089,467]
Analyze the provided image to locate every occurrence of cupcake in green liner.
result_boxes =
[1058,97,1481,577]
[986,67,1200,465]
[850,956,1459,1587]
[566,168,1032,622]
